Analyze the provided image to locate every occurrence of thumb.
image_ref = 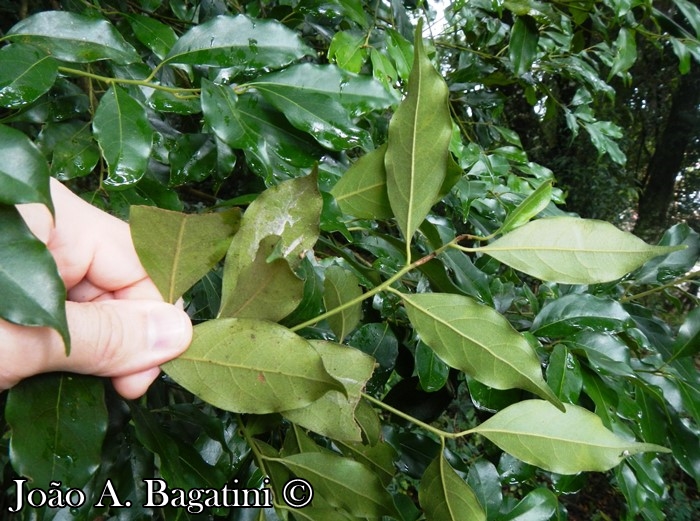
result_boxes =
[47,300,192,379]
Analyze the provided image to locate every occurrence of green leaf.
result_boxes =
[471,400,670,474]
[127,14,178,60]
[500,179,552,233]
[128,402,225,490]
[255,63,398,116]
[546,344,582,403]
[130,205,241,303]
[6,374,107,490]
[331,144,393,219]
[672,307,700,358]
[479,217,683,284]
[419,454,487,521]
[328,30,369,73]
[323,265,363,342]
[531,294,633,337]
[0,125,53,211]
[337,439,397,487]
[93,86,154,188]
[634,223,699,283]
[37,121,100,180]
[0,205,69,351]
[220,172,322,315]
[401,292,564,410]
[168,133,217,185]
[466,460,502,518]
[218,235,303,321]
[385,22,452,246]
[415,340,450,392]
[0,44,58,108]
[499,488,558,521]
[163,15,312,69]
[252,77,371,151]
[609,28,637,79]
[163,318,343,413]
[206,89,321,181]
[6,11,140,64]
[674,0,700,37]
[584,120,626,164]
[282,340,375,441]
[509,15,539,76]
[275,452,397,517]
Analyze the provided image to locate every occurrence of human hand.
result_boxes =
[1,179,192,398]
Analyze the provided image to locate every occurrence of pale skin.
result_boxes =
[0,179,193,399]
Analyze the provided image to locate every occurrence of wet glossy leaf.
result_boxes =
[531,294,633,337]
[415,340,450,392]
[130,205,241,303]
[276,452,397,517]
[282,340,375,441]
[471,400,670,474]
[546,344,582,403]
[419,454,486,521]
[635,223,700,283]
[323,265,363,342]
[128,14,178,59]
[346,322,399,393]
[567,331,634,377]
[129,403,225,490]
[164,15,312,69]
[253,77,371,151]
[163,318,343,413]
[203,86,320,180]
[0,205,69,351]
[402,292,563,409]
[6,374,107,489]
[500,180,552,233]
[385,22,452,245]
[510,16,539,76]
[220,173,321,315]
[329,30,368,73]
[37,121,100,180]
[0,124,53,211]
[93,86,153,188]
[499,488,558,521]
[672,307,700,358]
[609,28,637,79]
[219,235,303,321]
[0,44,58,108]
[480,217,682,284]
[331,144,393,219]
[466,459,502,518]
[6,11,140,64]
[260,63,397,111]
[201,79,256,149]
[168,133,217,185]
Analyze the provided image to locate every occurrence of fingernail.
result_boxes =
[148,305,192,352]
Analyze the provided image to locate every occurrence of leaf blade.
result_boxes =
[6,11,140,64]
[130,205,241,304]
[93,86,153,188]
[402,292,563,410]
[419,454,486,521]
[480,217,683,284]
[163,318,343,414]
[472,400,670,474]
[385,22,452,246]
[6,374,107,490]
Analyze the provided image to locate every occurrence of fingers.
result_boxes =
[0,300,192,398]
